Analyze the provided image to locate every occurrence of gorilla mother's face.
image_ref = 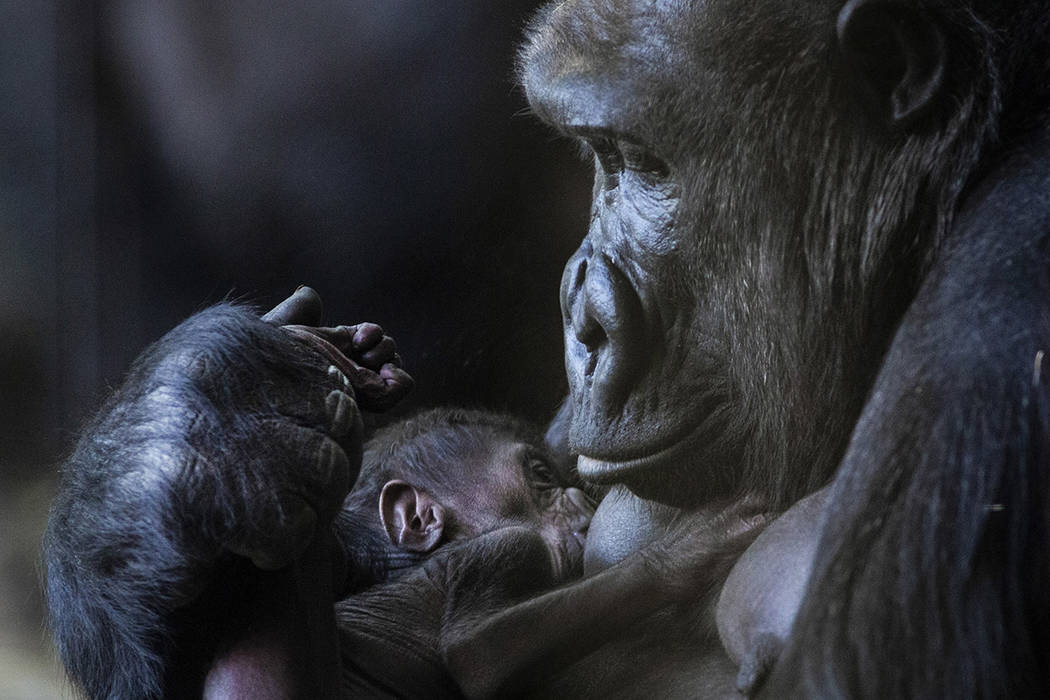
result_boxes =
[521,0,842,503]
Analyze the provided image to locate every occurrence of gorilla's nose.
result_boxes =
[564,254,608,366]
[560,243,646,412]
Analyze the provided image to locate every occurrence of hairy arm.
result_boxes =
[43,289,408,699]
[765,140,1050,699]
[441,510,766,699]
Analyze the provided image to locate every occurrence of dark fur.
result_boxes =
[768,125,1050,697]
[44,304,352,698]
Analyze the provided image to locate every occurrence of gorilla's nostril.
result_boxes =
[578,317,606,378]
[585,351,599,378]
[579,316,607,353]
[573,257,588,292]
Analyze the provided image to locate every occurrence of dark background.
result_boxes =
[1,2,590,694]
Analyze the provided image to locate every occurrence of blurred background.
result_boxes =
[1,1,590,695]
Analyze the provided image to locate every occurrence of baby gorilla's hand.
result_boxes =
[268,286,413,413]
[280,323,413,412]
[644,497,771,605]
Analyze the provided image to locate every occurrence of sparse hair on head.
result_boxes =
[336,407,544,590]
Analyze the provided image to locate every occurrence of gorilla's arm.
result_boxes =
[441,508,766,699]
[764,128,1050,699]
[43,288,408,699]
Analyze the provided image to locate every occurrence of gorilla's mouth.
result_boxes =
[575,416,708,483]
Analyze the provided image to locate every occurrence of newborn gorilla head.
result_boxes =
[520,0,1016,506]
[339,408,594,588]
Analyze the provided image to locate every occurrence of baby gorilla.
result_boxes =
[205,407,594,699]
[335,408,594,696]
[340,407,593,588]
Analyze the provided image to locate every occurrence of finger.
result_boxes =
[324,386,365,477]
[260,420,356,521]
[259,364,343,426]
[379,364,414,401]
[291,325,356,354]
[359,336,397,370]
[348,363,414,412]
[301,324,390,364]
[284,324,382,349]
[276,325,413,412]
[262,286,323,326]
[350,323,384,353]
[281,325,356,376]
[325,389,362,443]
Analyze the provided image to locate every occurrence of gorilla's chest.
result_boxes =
[582,485,677,574]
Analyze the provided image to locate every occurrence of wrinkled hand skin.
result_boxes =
[181,286,414,571]
[43,286,413,699]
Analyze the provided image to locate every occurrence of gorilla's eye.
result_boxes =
[585,136,623,189]
[620,142,670,181]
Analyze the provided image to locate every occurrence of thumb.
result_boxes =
[262,286,324,326]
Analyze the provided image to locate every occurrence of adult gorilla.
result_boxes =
[521,0,1050,696]
[45,0,1050,698]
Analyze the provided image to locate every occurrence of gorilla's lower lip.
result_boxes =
[578,454,658,481]
[575,411,713,482]
[576,423,703,482]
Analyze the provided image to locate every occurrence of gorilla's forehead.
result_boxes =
[520,0,694,136]
[520,0,827,143]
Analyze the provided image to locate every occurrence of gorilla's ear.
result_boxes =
[836,0,947,126]
[379,480,445,553]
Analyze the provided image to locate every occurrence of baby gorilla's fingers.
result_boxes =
[349,362,415,412]
[262,287,324,326]
[379,363,413,400]
[300,323,402,371]
[280,324,414,412]
[359,336,398,370]
[349,323,384,353]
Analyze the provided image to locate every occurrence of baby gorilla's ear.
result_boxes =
[379,480,446,553]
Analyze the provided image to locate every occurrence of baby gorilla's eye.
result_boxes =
[528,458,559,509]
[529,459,556,489]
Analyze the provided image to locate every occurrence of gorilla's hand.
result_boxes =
[265,287,414,413]
[44,287,414,697]
[174,287,415,570]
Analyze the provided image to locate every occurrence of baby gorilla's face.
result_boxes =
[446,438,594,579]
